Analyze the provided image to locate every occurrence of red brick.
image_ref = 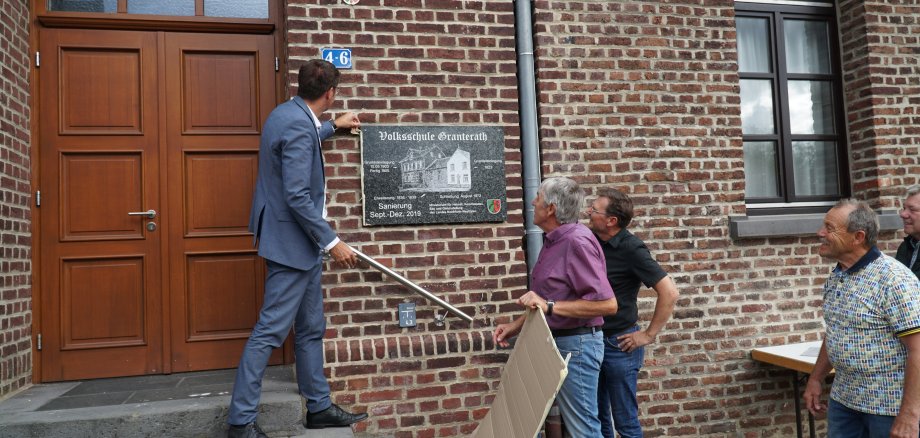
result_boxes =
[359,389,404,403]
[407,386,446,399]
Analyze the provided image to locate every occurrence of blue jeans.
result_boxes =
[597,326,644,438]
[554,330,604,438]
[827,398,903,438]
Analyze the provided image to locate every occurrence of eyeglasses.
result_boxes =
[585,207,609,216]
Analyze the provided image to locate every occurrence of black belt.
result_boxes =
[550,326,600,338]
[603,325,640,339]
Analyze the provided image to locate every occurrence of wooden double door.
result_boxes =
[38,28,282,381]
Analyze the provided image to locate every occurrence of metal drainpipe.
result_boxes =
[514,0,543,279]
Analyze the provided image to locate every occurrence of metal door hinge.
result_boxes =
[274,57,279,72]
[37,333,42,351]
[35,190,40,207]
[35,52,40,68]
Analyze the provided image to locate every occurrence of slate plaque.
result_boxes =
[361,125,507,226]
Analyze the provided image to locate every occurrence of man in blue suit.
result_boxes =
[227,60,367,438]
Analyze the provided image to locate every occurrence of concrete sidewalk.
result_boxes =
[0,366,355,438]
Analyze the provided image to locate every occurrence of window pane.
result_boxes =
[737,17,772,73]
[127,0,194,16]
[740,79,776,135]
[744,141,780,198]
[48,0,117,12]
[788,80,834,135]
[784,20,831,74]
[793,141,839,196]
[205,0,268,18]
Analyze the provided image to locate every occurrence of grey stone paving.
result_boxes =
[0,366,356,438]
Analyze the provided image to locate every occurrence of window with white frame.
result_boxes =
[736,0,849,213]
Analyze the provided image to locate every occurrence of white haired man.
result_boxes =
[494,177,618,437]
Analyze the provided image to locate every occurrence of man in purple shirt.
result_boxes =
[494,177,618,437]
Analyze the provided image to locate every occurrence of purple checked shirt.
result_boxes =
[532,223,615,329]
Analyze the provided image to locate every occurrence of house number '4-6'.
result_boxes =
[322,49,352,69]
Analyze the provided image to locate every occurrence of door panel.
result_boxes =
[165,33,277,371]
[62,256,147,349]
[184,152,258,236]
[186,253,263,342]
[60,152,146,240]
[180,53,263,134]
[40,29,162,381]
[58,48,144,134]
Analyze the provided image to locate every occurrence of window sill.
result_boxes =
[729,210,903,239]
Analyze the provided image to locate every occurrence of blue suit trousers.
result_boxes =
[228,259,331,425]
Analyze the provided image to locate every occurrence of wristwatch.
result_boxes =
[330,120,338,130]
[545,300,554,316]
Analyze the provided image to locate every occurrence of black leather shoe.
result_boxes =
[227,422,268,438]
[305,403,369,429]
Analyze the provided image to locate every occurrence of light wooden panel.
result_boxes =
[184,152,257,236]
[61,152,145,240]
[181,52,260,133]
[59,48,143,134]
[61,256,146,349]
[185,253,261,341]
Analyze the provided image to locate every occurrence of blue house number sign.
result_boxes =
[322,48,352,69]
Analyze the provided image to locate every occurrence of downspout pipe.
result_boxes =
[514,0,543,280]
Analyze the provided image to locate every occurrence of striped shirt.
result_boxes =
[823,247,920,415]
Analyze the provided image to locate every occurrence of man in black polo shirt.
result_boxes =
[897,185,920,278]
[583,188,679,438]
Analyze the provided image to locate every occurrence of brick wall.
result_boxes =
[532,1,906,437]
[0,0,33,399]
[0,0,910,432]
[292,0,914,437]
[838,0,920,209]
[533,1,785,435]
[286,1,524,436]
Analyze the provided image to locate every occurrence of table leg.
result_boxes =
[808,408,816,438]
[792,371,804,438]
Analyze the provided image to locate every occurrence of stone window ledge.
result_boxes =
[729,210,903,239]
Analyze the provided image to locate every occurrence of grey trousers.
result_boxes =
[228,259,331,425]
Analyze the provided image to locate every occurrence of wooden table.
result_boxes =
[752,341,826,438]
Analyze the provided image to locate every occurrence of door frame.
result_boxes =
[28,0,289,381]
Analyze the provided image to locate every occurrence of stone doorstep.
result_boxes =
[0,392,317,438]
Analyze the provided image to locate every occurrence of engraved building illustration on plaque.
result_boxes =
[398,146,471,192]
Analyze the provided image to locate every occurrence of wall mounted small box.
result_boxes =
[398,302,417,328]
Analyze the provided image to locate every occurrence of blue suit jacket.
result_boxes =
[249,97,338,271]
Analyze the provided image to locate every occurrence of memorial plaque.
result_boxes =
[361,125,507,226]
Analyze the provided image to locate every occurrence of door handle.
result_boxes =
[128,209,157,219]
